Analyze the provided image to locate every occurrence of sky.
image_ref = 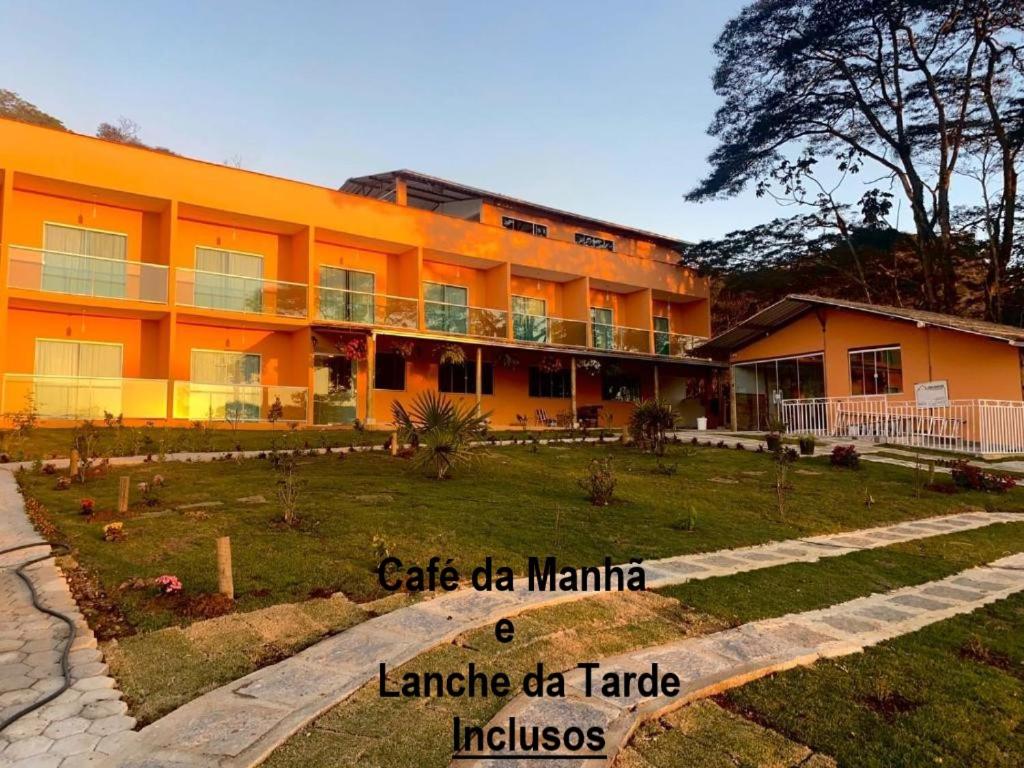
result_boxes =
[1,0,799,241]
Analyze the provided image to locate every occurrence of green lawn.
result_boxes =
[264,524,1024,768]
[18,441,1024,635]
[0,423,590,462]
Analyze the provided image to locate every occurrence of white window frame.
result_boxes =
[848,345,903,396]
[189,348,263,385]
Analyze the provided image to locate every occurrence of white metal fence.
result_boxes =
[779,396,1024,455]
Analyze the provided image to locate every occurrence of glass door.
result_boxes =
[512,295,547,342]
[320,267,375,323]
[424,283,468,334]
[591,307,613,349]
[313,354,357,424]
[654,316,670,355]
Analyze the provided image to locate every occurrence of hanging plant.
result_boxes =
[577,358,602,377]
[341,337,367,362]
[538,355,563,374]
[438,343,466,366]
[497,352,520,371]
[390,340,416,359]
[604,362,623,377]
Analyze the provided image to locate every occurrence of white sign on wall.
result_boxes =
[915,380,950,409]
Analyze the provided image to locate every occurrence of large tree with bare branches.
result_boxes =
[689,0,1023,318]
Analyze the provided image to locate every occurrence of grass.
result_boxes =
[19,442,1021,634]
[262,524,1024,768]
[0,423,595,462]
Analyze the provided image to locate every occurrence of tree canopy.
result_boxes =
[689,0,1024,319]
[0,90,65,130]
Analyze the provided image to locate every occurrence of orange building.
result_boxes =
[0,118,720,430]
[699,295,1024,454]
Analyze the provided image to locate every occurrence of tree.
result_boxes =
[689,0,1024,316]
[96,117,143,145]
[0,90,65,130]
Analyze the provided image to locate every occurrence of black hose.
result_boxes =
[0,540,75,734]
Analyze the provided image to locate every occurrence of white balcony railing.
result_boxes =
[2,374,168,421]
[176,269,307,318]
[780,396,1024,455]
[172,381,308,422]
[7,246,169,304]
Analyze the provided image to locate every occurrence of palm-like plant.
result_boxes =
[391,391,491,479]
[628,398,677,455]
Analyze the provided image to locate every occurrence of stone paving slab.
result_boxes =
[102,510,1024,768]
[0,472,136,768]
[454,553,1024,767]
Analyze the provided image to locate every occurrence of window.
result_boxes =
[375,352,406,391]
[194,247,264,312]
[34,339,125,420]
[654,316,670,355]
[320,267,375,323]
[591,307,613,349]
[189,349,262,422]
[42,223,128,298]
[424,282,469,334]
[602,372,641,402]
[849,347,903,395]
[512,295,548,342]
[502,216,548,238]
[575,232,614,251]
[528,367,572,398]
[438,362,494,395]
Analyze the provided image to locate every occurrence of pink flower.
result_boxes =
[155,575,182,595]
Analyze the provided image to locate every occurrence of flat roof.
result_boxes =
[696,294,1024,358]
[340,169,689,250]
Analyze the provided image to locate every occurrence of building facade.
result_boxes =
[0,119,720,430]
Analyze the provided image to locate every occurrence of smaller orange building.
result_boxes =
[699,295,1024,448]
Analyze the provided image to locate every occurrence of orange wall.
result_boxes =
[731,308,1023,401]
[5,308,163,378]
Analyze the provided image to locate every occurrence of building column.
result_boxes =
[365,333,376,425]
[729,365,739,431]
[653,364,660,400]
[475,346,483,415]
[570,357,578,423]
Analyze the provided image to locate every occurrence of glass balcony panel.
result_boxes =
[656,333,706,357]
[2,374,168,421]
[513,313,549,343]
[315,288,418,329]
[512,314,588,347]
[7,246,168,303]
[172,381,308,422]
[424,302,507,338]
[591,323,651,354]
[176,269,307,318]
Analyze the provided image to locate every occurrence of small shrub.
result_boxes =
[765,432,782,452]
[42,463,57,475]
[155,574,182,595]
[735,442,746,451]
[79,498,95,515]
[103,522,126,542]
[55,476,71,490]
[275,454,305,526]
[652,460,678,476]
[628,399,676,455]
[830,445,861,469]
[950,461,1017,493]
[797,435,816,456]
[773,447,799,520]
[578,458,616,506]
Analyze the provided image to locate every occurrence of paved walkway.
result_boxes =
[455,553,1024,767]
[0,472,135,768]
[102,510,1024,768]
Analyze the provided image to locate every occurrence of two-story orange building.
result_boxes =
[0,119,719,430]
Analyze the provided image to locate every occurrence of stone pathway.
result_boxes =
[0,473,136,768]
[103,509,1024,768]
[455,553,1024,767]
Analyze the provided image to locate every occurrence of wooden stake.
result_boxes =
[217,536,234,599]
[118,476,130,514]
[390,431,398,456]
[69,449,80,479]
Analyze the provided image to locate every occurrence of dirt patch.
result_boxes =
[23,497,135,640]
[959,636,1022,676]
[859,687,922,721]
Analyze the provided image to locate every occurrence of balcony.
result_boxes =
[7,246,168,304]
[2,374,168,421]
[315,287,417,329]
[655,331,706,358]
[424,301,508,339]
[512,313,588,347]
[591,322,651,354]
[172,381,308,422]
[176,269,307,319]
